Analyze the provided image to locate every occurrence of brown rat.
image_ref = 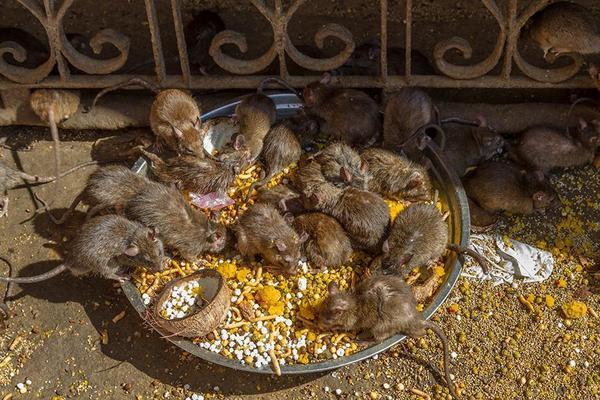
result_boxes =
[305,181,390,253]
[525,2,600,62]
[235,203,307,275]
[124,182,226,260]
[92,78,204,157]
[0,215,165,283]
[313,142,371,190]
[41,165,151,224]
[292,212,352,269]
[140,135,250,196]
[361,147,432,201]
[318,277,458,399]
[381,203,489,276]
[463,161,559,216]
[509,121,599,173]
[244,119,304,200]
[29,89,80,206]
[255,184,305,214]
[303,73,380,147]
[383,88,445,166]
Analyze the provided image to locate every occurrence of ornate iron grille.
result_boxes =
[0,0,596,91]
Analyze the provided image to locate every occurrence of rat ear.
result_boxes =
[233,134,246,150]
[328,281,339,295]
[124,244,140,257]
[360,159,368,173]
[147,227,159,242]
[283,212,294,225]
[532,170,545,182]
[532,191,546,202]
[382,240,390,254]
[298,231,309,243]
[320,72,332,85]
[340,167,352,183]
[275,239,287,252]
[578,118,588,130]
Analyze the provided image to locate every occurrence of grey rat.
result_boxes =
[92,78,204,157]
[140,135,250,195]
[442,121,505,177]
[124,182,226,260]
[235,203,307,275]
[302,73,380,147]
[255,184,305,215]
[509,120,599,172]
[383,88,445,166]
[0,215,165,283]
[29,90,80,208]
[292,212,352,269]
[42,165,152,225]
[463,161,559,216]
[313,142,371,190]
[380,203,489,277]
[525,2,600,62]
[305,181,390,253]
[318,277,458,399]
[361,147,432,201]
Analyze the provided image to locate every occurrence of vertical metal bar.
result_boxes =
[405,0,413,79]
[380,0,388,84]
[44,0,69,81]
[170,0,190,86]
[144,0,166,83]
[276,0,287,78]
[502,0,517,79]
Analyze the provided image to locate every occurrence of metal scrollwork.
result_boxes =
[209,0,355,75]
[433,0,506,80]
[510,0,583,83]
[0,0,130,84]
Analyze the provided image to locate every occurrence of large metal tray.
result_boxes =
[122,92,470,374]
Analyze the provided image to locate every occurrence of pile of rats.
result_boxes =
[0,1,599,393]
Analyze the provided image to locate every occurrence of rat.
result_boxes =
[442,121,505,177]
[509,120,599,173]
[244,119,304,200]
[255,184,305,215]
[334,40,435,76]
[383,88,445,166]
[234,81,279,164]
[318,277,458,399]
[29,89,80,206]
[302,73,380,147]
[313,142,371,190]
[468,197,499,231]
[126,9,225,75]
[525,2,600,62]
[361,147,432,201]
[463,161,559,216]
[235,203,307,275]
[380,203,489,277]
[140,134,250,196]
[41,165,152,224]
[124,181,226,260]
[304,180,390,253]
[92,78,204,157]
[0,215,165,283]
[292,212,352,269]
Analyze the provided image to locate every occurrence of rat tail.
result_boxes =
[401,123,446,151]
[258,77,302,99]
[139,148,165,167]
[447,243,490,274]
[14,160,100,185]
[34,190,85,225]
[0,264,68,283]
[92,77,160,109]
[423,320,459,399]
